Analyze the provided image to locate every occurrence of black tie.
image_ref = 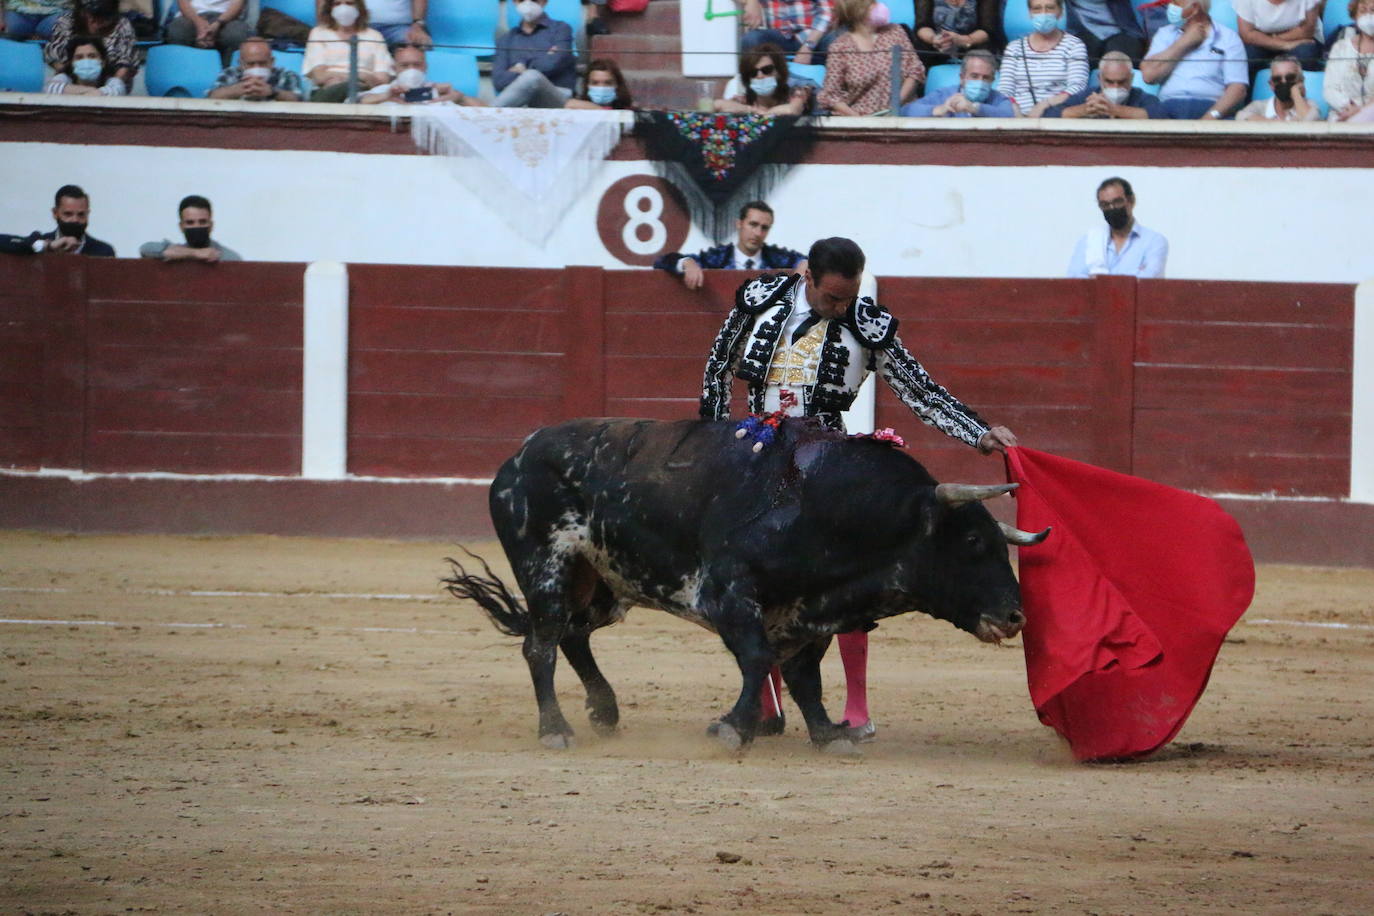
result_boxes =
[792,310,822,343]
[744,258,754,269]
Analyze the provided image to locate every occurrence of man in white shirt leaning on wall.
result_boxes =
[1067,176,1168,278]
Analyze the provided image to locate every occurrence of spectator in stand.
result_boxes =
[653,200,806,290]
[565,58,634,109]
[1044,49,1165,116]
[901,48,1017,115]
[1,0,72,40]
[317,0,429,47]
[303,0,394,103]
[1236,52,1320,118]
[1141,0,1247,119]
[910,0,1000,69]
[1064,0,1146,65]
[208,36,304,101]
[1232,0,1321,76]
[493,0,577,108]
[998,0,1089,116]
[1067,176,1167,278]
[715,43,815,114]
[1325,0,1374,122]
[44,35,129,96]
[165,0,254,65]
[585,0,610,37]
[361,42,482,104]
[43,0,137,87]
[139,195,241,263]
[819,0,925,116]
[37,184,116,257]
[737,0,837,64]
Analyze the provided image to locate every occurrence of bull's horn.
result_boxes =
[935,482,1018,507]
[999,521,1051,546]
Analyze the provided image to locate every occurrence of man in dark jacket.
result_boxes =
[0,185,116,257]
[653,201,806,290]
[493,0,576,108]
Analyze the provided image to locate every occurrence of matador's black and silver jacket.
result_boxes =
[699,273,990,448]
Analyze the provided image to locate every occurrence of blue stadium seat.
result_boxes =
[1251,67,1328,118]
[1003,0,1035,43]
[788,62,826,87]
[0,38,45,93]
[887,0,917,29]
[145,44,223,97]
[1087,67,1161,96]
[1208,0,1239,31]
[262,0,318,27]
[424,49,480,97]
[924,63,962,93]
[430,3,503,57]
[1322,0,1355,41]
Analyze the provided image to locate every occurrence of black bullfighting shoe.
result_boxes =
[840,719,877,743]
[706,714,786,738]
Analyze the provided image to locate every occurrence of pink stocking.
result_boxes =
[837,630,870,726]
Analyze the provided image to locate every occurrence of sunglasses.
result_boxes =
[1271,74,1299,85]
[752,63,777,77]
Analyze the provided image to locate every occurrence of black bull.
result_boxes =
[445,417,1049,753]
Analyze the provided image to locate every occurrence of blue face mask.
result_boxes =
[962,78,991,103]
[1166,3,1187,27]
[72,58,103,82]
[1030,12,1061,34]
[749,76,778,97]
[587,85,616,106]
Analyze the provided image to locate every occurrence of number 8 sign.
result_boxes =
[596,175,691,267]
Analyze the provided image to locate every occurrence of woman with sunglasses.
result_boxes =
[715,43,814,114]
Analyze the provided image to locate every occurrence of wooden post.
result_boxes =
[1089,274,1137,474]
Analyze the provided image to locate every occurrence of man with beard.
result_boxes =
[139,195,241,263]
[7,185,117,257]
[1066,176,1168,278]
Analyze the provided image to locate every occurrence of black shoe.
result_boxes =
[587,18,610,37]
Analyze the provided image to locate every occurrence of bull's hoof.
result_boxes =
[820,737,860,757]
[707,720,744,752]
[539,733,575,750]
[590,720,619,738]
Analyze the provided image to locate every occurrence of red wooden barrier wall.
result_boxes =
[0,258,1354,500]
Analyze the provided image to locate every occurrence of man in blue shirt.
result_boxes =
[1140,0,1248,119]
[1045,51,1165,118]
[900,51,1017,118]
[493,0,577,108]
[1067,177,1168,278]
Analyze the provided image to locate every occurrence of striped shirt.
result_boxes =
[997,32,1089,114]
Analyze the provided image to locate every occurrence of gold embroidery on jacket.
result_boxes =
[765,321,828,386]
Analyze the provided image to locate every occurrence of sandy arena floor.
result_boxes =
[1,532,1371,915]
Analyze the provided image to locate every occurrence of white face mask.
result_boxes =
[331,3,359,27]
[1358,13,1374,36]
[517,1,543,23]
[243,66,272,80]
[395,67,426,90]
[1103,86,1130,105]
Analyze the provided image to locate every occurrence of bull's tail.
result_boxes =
[442,548,529,637]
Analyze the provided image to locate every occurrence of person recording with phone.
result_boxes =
[360,43,480,105]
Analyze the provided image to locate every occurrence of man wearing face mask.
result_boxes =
[1067,177,1167,278]
[208,37,304,101]
[1045,50,1164,118]
[493,0,577,108]
[139,196,241,263]
[1235,54,1319,121]
[1140,0,1247,119]
[20,185,117,257]
[901,50,1017,117]
[360,43,480,105]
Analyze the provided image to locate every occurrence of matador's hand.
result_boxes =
[978,426,1018,454]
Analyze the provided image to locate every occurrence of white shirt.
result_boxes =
[1231,0,1319,34]
[735,244,763,270]
[367,0,414,25]
[766,280,823,414]
[188,0,238,14]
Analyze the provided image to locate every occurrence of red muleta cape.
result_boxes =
[1005,447,1255,762]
